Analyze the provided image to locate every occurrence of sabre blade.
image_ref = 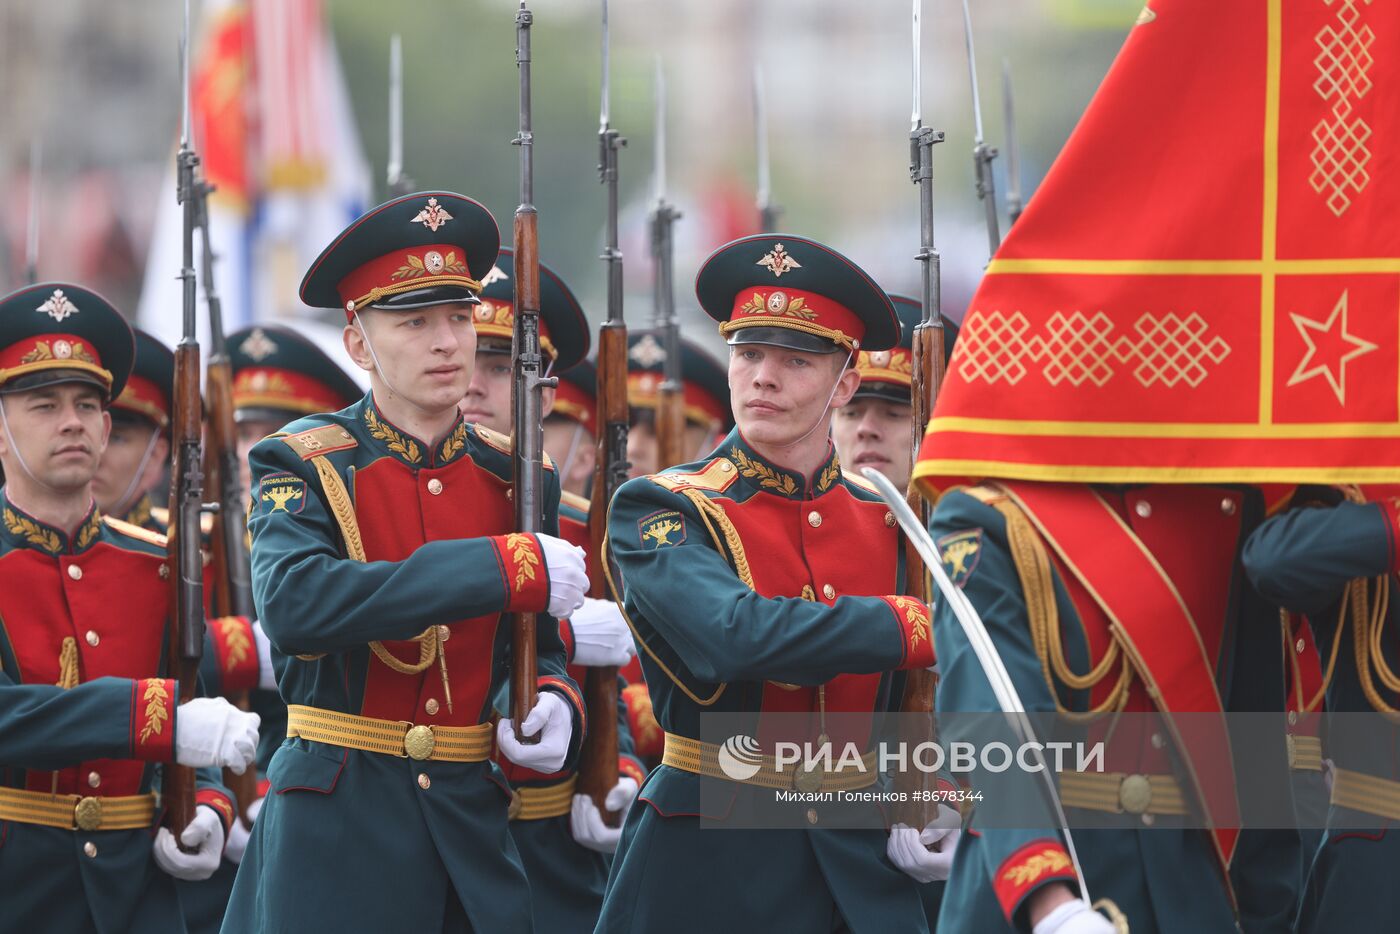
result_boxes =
[860,467,1095,910]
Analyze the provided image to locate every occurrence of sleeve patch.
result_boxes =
[638,509,687,549]
[258,474,308,515]
[936,528,983,589]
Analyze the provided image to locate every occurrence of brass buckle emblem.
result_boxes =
[793,764,825,794]
[404,724,436,761]
[74,796,103,831]
[1118,774,1153,815]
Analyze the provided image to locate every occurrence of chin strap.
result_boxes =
[772,348,854,451]
[0,396,49,492]
[353,312,400,398]
[110,426,162,519]
[557,420,586,485]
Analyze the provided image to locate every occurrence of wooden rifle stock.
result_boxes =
[577,323,629,823]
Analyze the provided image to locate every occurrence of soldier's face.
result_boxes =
[92,420,168,514]
[346,304,476,415]
[0,384,111,495]
[237,419,285,496]
[459,351,512,433]
[832,397,913,494]
[728,345,860,449]
[627,418,658,478]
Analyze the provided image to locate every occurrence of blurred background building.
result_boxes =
[0,0,1143,357]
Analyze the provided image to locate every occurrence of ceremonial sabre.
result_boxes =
[861,467,1096,911]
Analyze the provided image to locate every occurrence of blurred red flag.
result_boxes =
[915,0,1400,497]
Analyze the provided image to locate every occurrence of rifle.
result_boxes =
[166,0,207,845]
[752,64,781,233]
[193,174,259,826]
[959,0,1001,259]
[510,1,554,738]
[25,139,41,285]
[649,59,684,470]
[386,34,415,197]
[895,0,947,829]
[1002,58,1023,226]
[577,0,628,824]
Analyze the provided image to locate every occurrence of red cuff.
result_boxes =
[1379,500,1400,574]
[492,534,551,614]
[993,839,1077,924]
[539,675,586,738]
[210,616,259,694]
[619,756,646,785]
[622,683,663,760]
[882,596,935,670]
[130,678,177,762]
[197,789,237,835]
[559,618,576,663]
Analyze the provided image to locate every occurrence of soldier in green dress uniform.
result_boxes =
[0,282,258,933]
[221,192,592,933]
[599,235,948,933]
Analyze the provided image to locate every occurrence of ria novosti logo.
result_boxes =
[717,734,764,781]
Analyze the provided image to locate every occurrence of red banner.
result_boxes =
[915,0,1400,495]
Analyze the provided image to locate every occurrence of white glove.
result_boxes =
[252,621,277,692]
[496,692,573,773]
[152,806,225,881]
[887,803,962,883]
[568,598,636,667]
[1031,899,1116,934]
[570,776,640,853]
[175,697,260,773]
[223,795,264,865]
[538,534,588,619]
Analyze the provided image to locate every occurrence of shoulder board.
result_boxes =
[841,469,879,494]
[101,515,168,548]
[648,458,738,495]
[280,424,358,460]
[960,484,1007,506]
[560,490,591,514]
[472,424,556,471]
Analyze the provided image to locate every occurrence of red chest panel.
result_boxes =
[0,543,168,795]
[717,487,897,740]
[352,454,515,724]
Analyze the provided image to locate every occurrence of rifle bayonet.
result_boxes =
[960,0,1001,259]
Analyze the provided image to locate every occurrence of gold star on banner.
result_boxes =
[1285,290,1378,406]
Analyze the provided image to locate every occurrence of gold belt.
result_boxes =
[509,776,577,822]
[1330,766,1400,821]
[286,705,493,762]
[1287,734,1324,771]
[0,786,156,831]
[1058,770,1189,816]
[661,732,878,793]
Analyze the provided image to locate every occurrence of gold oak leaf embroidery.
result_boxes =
[262,485,302,513]
[1002,849,1072,887]
[894,596,930,650]
[364,407,422,464]
[76,516,100,549]
[390,254,428,281]
[139,679,170,744]
[642,518,682,548]
[5,508,60,554]
[20,342,53,364]
[220,618,251,671]
[440,421,468,462]
[730,447,797,496]
[816,460,841,493]
[505,533,540,592]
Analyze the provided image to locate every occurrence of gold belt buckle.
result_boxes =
[74,796,103,831]
[1118,774,1153,815]
[793,764,825,794]
[403,724,436,761]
